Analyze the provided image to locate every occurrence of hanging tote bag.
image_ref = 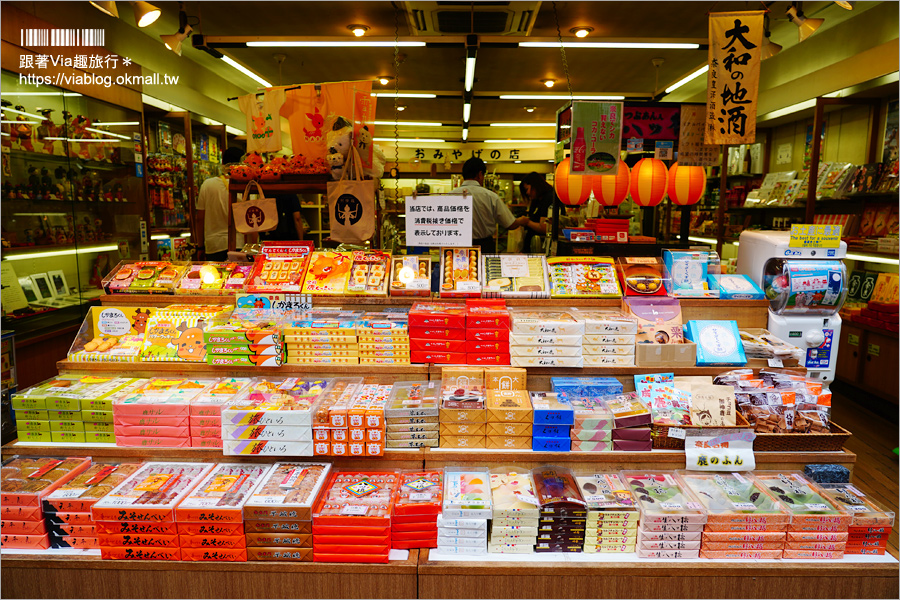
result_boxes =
[232,180,279,234]
[327,147,375,243]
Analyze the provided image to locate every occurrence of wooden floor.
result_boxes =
[830,384,899,556]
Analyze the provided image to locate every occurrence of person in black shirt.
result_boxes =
[519,172,560,253]
[260,194,305,241]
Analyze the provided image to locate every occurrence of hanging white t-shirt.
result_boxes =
[197,176,244,254]
[239,88,286,154]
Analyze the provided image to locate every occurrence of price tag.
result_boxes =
[660,502,683,510]
[409,493,432,502]
[685,502,703,510]
[732,472,748,484]
[847,505,869,512]
[767,358,784,367]
[500,255,530,278]
[805,503,829,511]
[49,488,88,499]
[341,505,369,516]
[513,492,541,506]
[732,502,757,510]
[406,280,429,290]
[667,427,686,440]
[456,281,480,292]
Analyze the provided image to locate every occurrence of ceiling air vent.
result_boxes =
[402,1,540,36]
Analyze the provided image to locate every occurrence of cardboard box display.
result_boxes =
[486,422,533,437]
[485,390,533,423]
[485,436,531,450]
[511,356,585,368]
[635,341,697,368]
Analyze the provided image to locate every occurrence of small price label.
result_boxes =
[847,505,869,512]
[767,358,784,368]
[805,503,829,512]
[685,502,703,510]
[456,281,480,292]
[406,280,429,290]
[409,493,432,502]
[660,502,683,510]
[667,427,686,440]
[49,488,88,499]
[732,502,757,510]
[341,505,369,516]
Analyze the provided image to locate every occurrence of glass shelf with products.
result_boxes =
[0,70,146,332]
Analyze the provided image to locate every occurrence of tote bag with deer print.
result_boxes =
[327,147,375,243]
[233,180,279,234]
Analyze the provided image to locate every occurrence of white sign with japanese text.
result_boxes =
[705,11,764,145]
[404,195,473,247]
[684,428,756,471]
[679,104,719,166]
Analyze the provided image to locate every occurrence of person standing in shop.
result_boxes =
[451,157,528,253]
[260,194,305,242]
[519,171,561,253]
[197,146,245,261]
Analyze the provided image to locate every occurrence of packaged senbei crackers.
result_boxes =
[346,251,391,296]
[393,471,443,516]
[1,456,92,508]
[175,464,273,523]
[91,462,215,522]
[44,462,143,514]
[313,471,401,526]
[439,247,481,298]
[246,242,314,293]
[243,463,332,522]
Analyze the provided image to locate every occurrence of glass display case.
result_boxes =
[1,70,146,336]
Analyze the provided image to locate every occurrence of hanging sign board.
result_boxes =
[679,104,719,166]
[622,105,680,141]
[705,11,764,145]
[405,195,473,247]
[571,101,623,176]
[789,224,843,248]
[654,141,674,160]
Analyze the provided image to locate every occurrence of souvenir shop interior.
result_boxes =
[0,1,898,599]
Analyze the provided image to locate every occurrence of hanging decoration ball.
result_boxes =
[554,158,593,206]
[629,158,668,207]
[667,162,706,206]
[591,160,630,206]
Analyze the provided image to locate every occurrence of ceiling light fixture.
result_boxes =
[374,120,442,127]
[378,76,394,85]
[372,92,436,98]
[465,56,477,93]
[519,41,700,49]
[347,24,370,37]
[131,1,161,27]
[542,79,556,88]
[570,27,593,38]
[3,244,120,261]
[396,105,407,111]
[373,137,446,143]
[761,15,782,60]
[247,40,425,47]
[490,122,555,127]
[92,121,140,126]
[834,1,855,9]
[84,127,131,140]
[664,65,709,94]
[463,103,471,122]
[786,3,824,42]
[462,127,469,141]
[221,55,272,87]
[0,120,39,125]
[161,24,192,56]
[524,106,536,113]
[514,160,522,163]
[89,1,118,17]
[142,94,185,113]
[500,94,625,100]
[483,139,555,143]
[1,106,44,120]
[225,125,245,136]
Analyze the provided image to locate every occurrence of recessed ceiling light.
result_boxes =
[514,160,522,163]
[397,105,407,111]
[542,79,556,88]
[570,27,593,38]
[378,76,394,85]
[524,106,536,113]
[348,24,369,37]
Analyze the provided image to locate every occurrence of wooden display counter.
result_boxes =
[416,549,899,599]
[0,551,419,599]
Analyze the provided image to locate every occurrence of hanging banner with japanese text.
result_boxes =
[571,101,623,176]
[679,104,720,166]
[405,195,473,247]
[705,11,764,145]
[622,104,680,141]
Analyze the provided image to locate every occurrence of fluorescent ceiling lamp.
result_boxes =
[89,1,119,18]
[463,103,471,122]
[142,94,185,113]
[93,121,140,126]
[519,42,700,49]
[1,106,44,120]
[373,138,445,143]
[846,252,899,266]
[247,41,424,47]
[131,1,161,28]
[180,232,192,238]
[151,234,170,240]
[489,122,555,127]
[483,139,554,143]
[85,127,130,140]
[226,125,245,136]
[45,137,120,143]
[0,92,81,97]
[372,93,436,98]
[464,56,476,92]
[500,95,624,100]
[197,117,222,126]
[687,236,723,245]
[462,127,468,141]
[514,160,522,163]
[374,120,442,127]
[665,65,709,94]
[221,56,272,88]
[0,120,39,125]
[3,244,120,261]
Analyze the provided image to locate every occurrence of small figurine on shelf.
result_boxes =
[81,174,93,201]
[65,214,75,244]
[94,218,104,240]
[41,167,54,200]
[114,183,124,202]
[24,229,35,246]
[26,167,39,200]
[38,109,57,154]
[13,105,35,152]
[54,226,67,245]
[69,115,92,160]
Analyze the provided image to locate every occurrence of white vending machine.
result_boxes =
[737,230,848,381]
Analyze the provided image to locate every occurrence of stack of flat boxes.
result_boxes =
[283,312,361,366]
[437,468,492,556]
[12,376,140,445]
[385,381,440,449]
[188,378,252,449]
[311,471,400,563]
[577,473,640,553]
[756,472,852,559]
[242,462,332,562]
[680,471,790,560]
[571,309,637,367]
[42,462,142,550]
[465,302,511,366]
[509,309,584,368]
[603,392,653,452]
[439,367,487,450]
[552,377,622,453]
[488,468,540,554]
[625,471,707,559]
[0,456,91,551]
[391,470,443,550]
[357,312,410,365]
[92,462,215,561]
[311,378,365,458]
[113,378,213,448]
[532,466,586,553]
[821,483,895,555]
[485,390,533,450]
[409,303,467,365]
[175,464,272,562]
[221,378,333,457]
[345,384,390,457]
[529,392,574,452]
[204,311,283,368]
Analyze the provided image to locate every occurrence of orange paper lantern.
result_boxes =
[554,158,593,206]
[667,162,706,206]
[591,160,630,206]
[629,158,668,207]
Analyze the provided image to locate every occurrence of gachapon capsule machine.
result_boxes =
[737,230,848,381]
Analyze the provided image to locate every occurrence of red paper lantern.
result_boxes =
[591,160,630,206]
[629,158,668,207]
[667,162,706,206]
[554,158,593,206]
